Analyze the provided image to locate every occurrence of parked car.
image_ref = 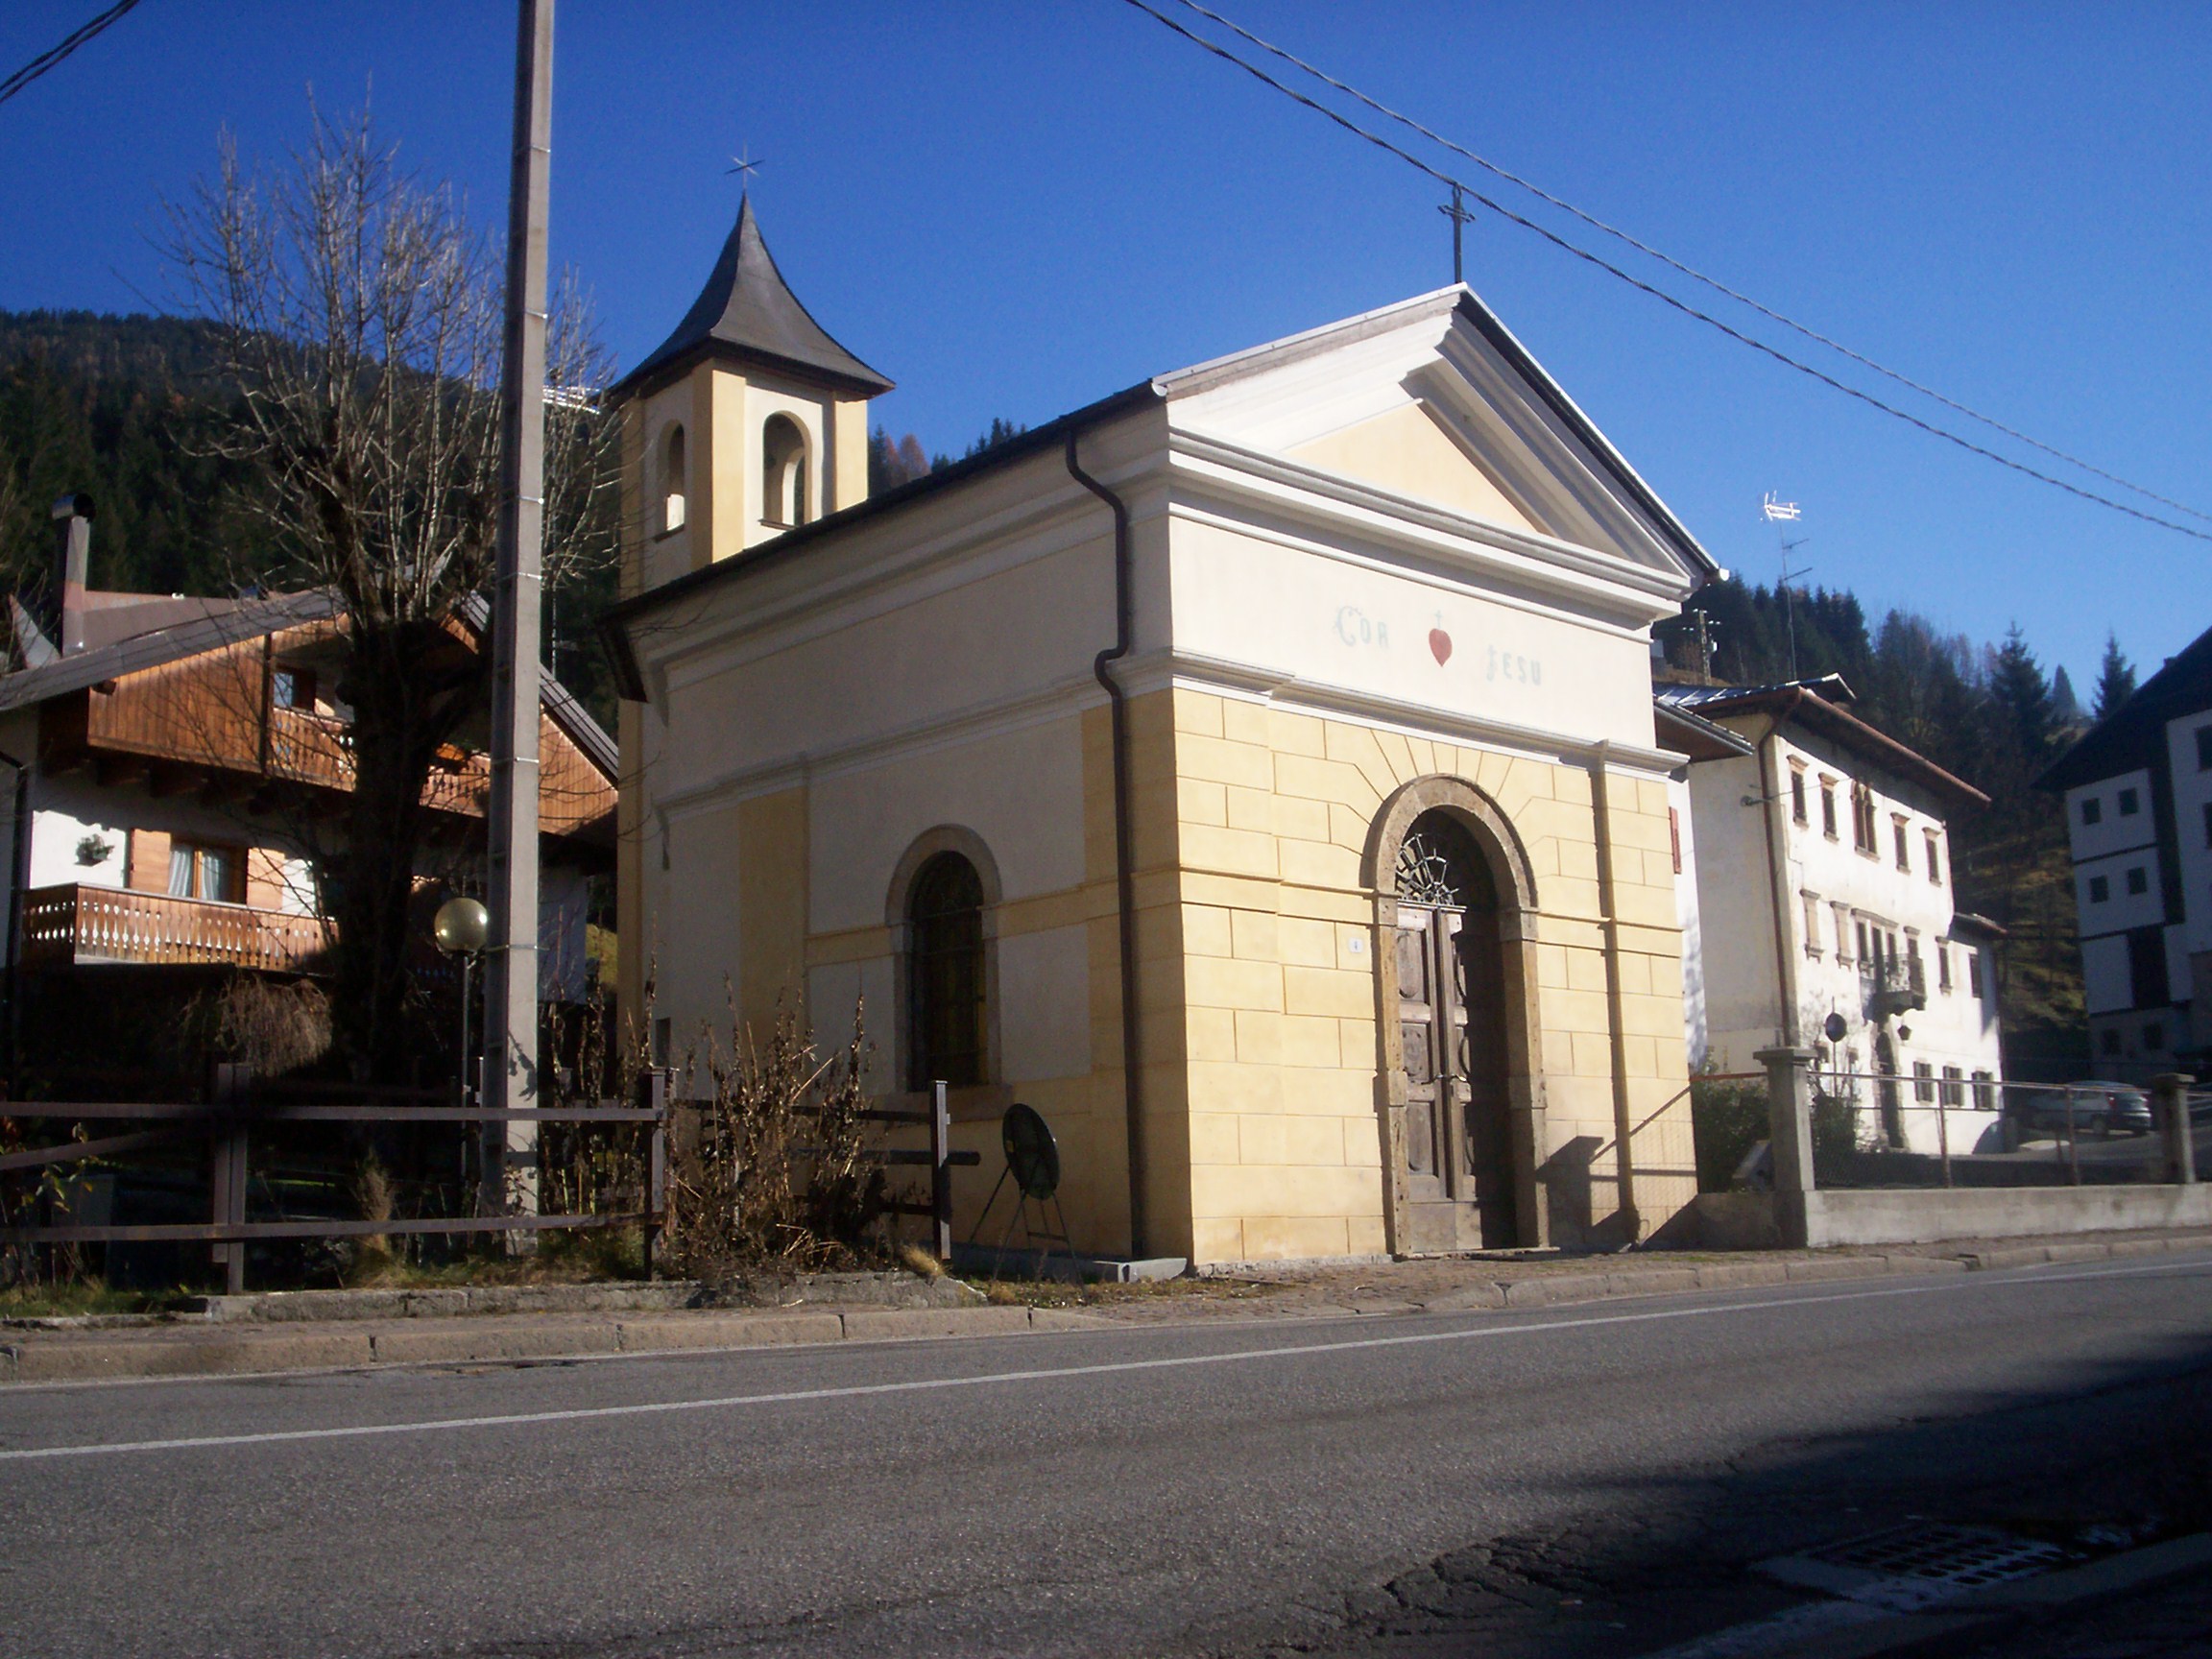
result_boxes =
[2020,1082,2153,1139]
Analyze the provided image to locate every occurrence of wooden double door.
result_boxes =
[1393,813,1517,1251]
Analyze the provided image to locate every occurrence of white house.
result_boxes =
[2041,621,2212,1077]
[1660,676,2004,1154]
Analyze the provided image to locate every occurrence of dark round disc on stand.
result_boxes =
[1001,1102,1061,1200]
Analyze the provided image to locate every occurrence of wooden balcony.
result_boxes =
[20,882,327,974]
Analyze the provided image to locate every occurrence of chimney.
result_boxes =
[49,493,92,657]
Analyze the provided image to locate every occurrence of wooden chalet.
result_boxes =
[0,566,615,993]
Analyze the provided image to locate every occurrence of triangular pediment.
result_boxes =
[1286,401,1550,539]
[1157,288,1714,584]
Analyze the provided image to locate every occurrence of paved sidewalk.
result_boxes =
[4,1226,2205,1385]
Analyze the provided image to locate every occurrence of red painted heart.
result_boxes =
[1429,628,1453,665]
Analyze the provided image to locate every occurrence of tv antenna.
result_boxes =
[1764,493,1813,680]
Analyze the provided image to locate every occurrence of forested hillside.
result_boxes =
[0,308,619,722]
[1659,581,2094,1075]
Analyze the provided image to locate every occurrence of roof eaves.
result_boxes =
[0,589,345,715]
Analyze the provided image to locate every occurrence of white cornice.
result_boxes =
[1165,426,1688,622]
[1119,646,1687,780]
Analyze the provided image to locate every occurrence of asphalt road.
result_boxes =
[3,1254,2210,1659]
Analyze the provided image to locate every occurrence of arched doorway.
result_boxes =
[1390,807,1519,1250]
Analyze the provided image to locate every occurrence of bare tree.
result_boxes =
[162,106,615,1081]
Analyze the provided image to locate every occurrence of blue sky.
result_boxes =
[2,1,2207,690]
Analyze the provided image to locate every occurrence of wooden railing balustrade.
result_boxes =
[19,882,327,973]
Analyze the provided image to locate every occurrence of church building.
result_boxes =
[605,202,1721,1264]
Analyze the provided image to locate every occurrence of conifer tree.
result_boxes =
[2094,632,2137,720]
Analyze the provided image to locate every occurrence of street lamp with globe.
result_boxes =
[433,896,490,1105]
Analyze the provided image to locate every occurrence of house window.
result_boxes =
[272,665,317,710]
[906,851,986,1090]
[1893,816,1911,872]
[1820,779,1838,839]
[1936,943,1952,993]
[1669,806,1682,875]
[1856,920,1871,964]
[1790,769,1808,827]
[2119,786,2141,816]
[2127,865,2149,897]
[1940,1066,1963,1107]
[1913,1060,1935,1103]
[1906,932,1923,991]
[1972,1069,1996,1110]
[1833,902,1854,963]
[761,414,809,529]
[2101,1027,2123,1057]
[1925,830,1942,885]
[2198,727,2212,770]
[1968,949,1984,998]
[167,841,240,902]
[2089,875,2110,903]
[2145,1022,2166,1052]
[1851,783,1878,854]
[659,423,687,534]
[2080,796,2103,826]
[2202,801,2212,849]
[1801,891,1822,955]
[2128,926,2170,1008]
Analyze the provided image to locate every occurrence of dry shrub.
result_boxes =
[199,974,332,1077]
[662,999,888,1280]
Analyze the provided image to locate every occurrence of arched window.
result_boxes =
[762,414,808,528]
[906,851,984,1089]
[660,423,687,534]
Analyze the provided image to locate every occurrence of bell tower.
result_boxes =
[609,198,893,596]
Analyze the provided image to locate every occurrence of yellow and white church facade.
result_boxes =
[606,202,1719,1265]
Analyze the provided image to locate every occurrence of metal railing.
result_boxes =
[1799,1070,2197,1192]
[19,882,327,973]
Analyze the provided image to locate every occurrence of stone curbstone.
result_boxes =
[1877,1254,1967,1275]
[1025,1308,1114,1332]
[367,1322,622,1365]
[1783,1257,1872,1282]
[1604,1268,1700,1298]
[12,1331,378,1382]
[1417,1284,1508,1311]
[1695,1261,1790,1290]
[614,1312,843,1352]
[840,1306,1033,1342]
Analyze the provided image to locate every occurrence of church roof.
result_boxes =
[609,197,893,401]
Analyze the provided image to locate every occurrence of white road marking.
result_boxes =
[0,1256,2202,1462]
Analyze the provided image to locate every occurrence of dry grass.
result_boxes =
[661,998,893,1282]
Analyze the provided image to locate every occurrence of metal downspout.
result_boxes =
[1065,431,1148,1257]
[1589,743,1638,1240]
[1756,688,1809,1048]
[0,745,29,1093]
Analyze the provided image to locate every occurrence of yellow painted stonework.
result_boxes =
[1150,685,1695,1262]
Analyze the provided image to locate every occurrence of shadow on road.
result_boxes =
[1239,1325,2212,1658]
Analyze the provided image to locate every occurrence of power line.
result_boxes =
[0,0,141,109]
[1120,0,2212,545]
[1167,0,2210,529]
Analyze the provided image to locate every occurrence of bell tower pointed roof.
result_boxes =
[612,197,893,400]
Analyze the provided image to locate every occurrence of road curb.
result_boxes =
[0,1231,2201,1387]
[0,1302,1112,1385]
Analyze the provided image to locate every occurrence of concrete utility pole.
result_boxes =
[483,0,553,1213]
